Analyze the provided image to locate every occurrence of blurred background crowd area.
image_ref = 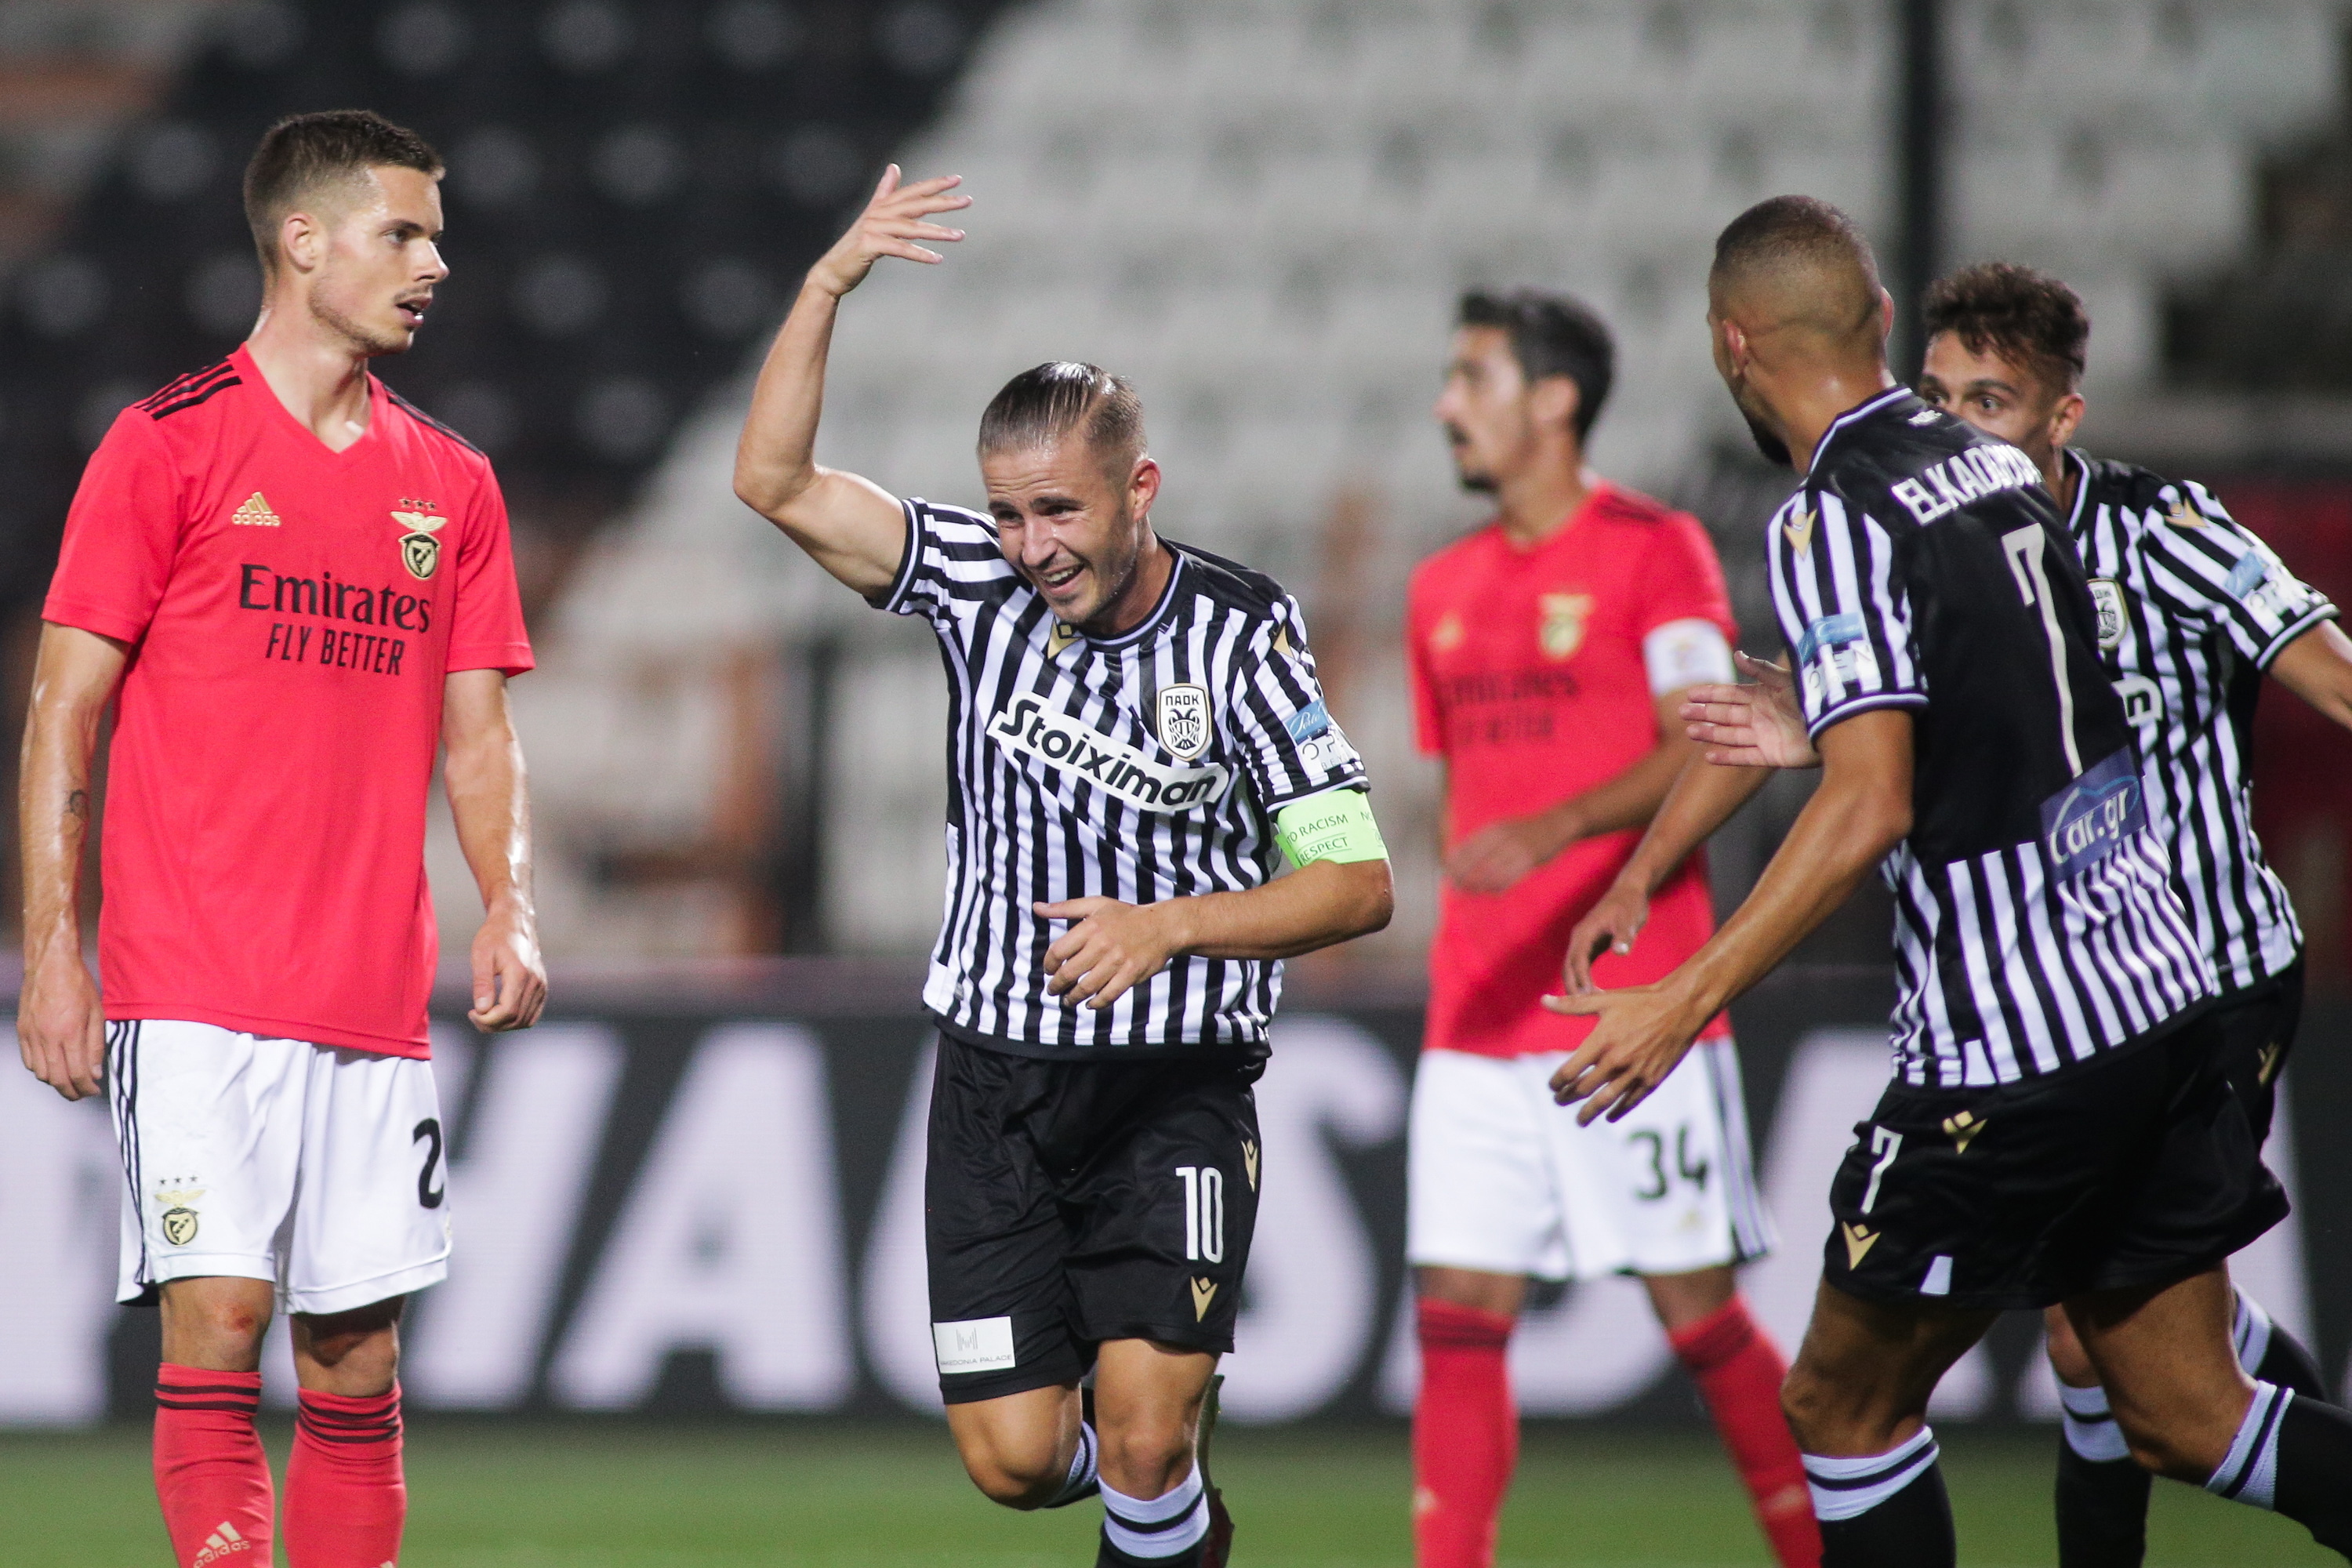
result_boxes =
[0,0,2350,994]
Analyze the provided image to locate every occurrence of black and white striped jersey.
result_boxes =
[1769,390,2214,1088]
[2065,450,2337,996]
[881,499,1370,1057]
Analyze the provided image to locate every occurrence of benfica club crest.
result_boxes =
[393,509,445,580]
[1537,593,1592,662]
[1157,684,1212,760]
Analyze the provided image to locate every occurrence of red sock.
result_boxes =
[154,1364,273,1568]
[1669,1296,1821,1568]
[1413,1299,1517,1568]
[283,1384,407,1568]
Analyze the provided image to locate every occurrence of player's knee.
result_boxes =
[1779,1363,1831,1446]
[1097,1414,1194,1501]
[960,1451,1063,1510]
[2110,1399,2237,1483]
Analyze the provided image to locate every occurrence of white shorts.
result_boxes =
[1406,1040,1774,1281]
[109,1018,452,1315]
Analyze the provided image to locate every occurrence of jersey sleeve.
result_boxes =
[1769,490,1928,739]
[42,412,186,645]
[1637,511,1739,695]
[2137,481,2338,670]
[877,498,1017,620]
[1229,596,1370,811]
[445,466,535,676]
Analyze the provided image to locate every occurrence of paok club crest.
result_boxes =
[1156,683,1212,760]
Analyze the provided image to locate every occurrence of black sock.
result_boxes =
[1805,1427,1957,1568]
[2256,1324,2331,1403]
[2273,1394,2352,1556]
[2053,1380,2149,1568]
[2055,1435,2150,1568]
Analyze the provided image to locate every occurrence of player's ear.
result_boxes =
[1530,376,1580,439]
[278,209,323,278]
[2049,390,2087,449]
[1127,455,1161,519]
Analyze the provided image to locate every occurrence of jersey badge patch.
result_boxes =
[1190,1277,1218,1320]
[1157,684,1212,760]
[2223,550,2270,601]
[2088,579,2126,649]
[1241,1138,1260,1190]
[1841,1221,1879,1268]
[2040,747,2148,883]
[1537,593,1592,661]
[1284,699,1331,743]
[2163,494,2207,529]
[1940,1109,1987,1153]
[156,1186,205,1246]
[230,492,281,527]
[393,506,445,580]
[1783,503,1817,556]
[1046,620,1080,657]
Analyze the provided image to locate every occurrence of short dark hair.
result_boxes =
[976,362,1146,475]
[1922,262,2089,395]
[1457,289,1614,441]
[244,110,443,277]
[1711,194,1882,294]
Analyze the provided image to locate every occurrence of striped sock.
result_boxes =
[2236,1290,2330,1399]
[2059,1381,2129,1463]
[1099,1465,1207,1563]
[283,1383,406,1567]
[2206,1380,2289,1511]
[154,1365,274,1568]
[1804,1427,1955,1568]
[1045,1421,1100,1508]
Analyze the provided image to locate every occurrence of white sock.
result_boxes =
[1045,1421,1098,1507]
[2234,1290,2275,1377]
[2059,1381,2130,1463]
[1802,1425,1938,1522]
[1101,1465,1207,1559]
[2207,1380,2290,1512]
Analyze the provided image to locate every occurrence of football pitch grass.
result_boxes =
[3,1420,2333,1566]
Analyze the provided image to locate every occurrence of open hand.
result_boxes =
[1679,652,1817,768]
[1036,898,1182,1011]
[1541,985,1705,1125]
[1563,880,1650,994]
[807,165,970,299]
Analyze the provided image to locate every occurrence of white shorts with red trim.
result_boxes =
[1406,1040,1774,1281]
[108,1018,451,1315]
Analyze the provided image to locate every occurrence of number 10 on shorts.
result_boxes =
[1177,1166,1225,1263]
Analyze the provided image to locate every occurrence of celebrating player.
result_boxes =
[1403,291,1814,1568]
[1553,197,2352,1565]
[15,112,541,1567]
[1690,260,2352,1566]
[732,167,1393,1568]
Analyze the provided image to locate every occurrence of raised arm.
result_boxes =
[733,165,970,598]
[16,621,129,1100]
[442,669,546,1033]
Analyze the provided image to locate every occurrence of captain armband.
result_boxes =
[1274,786,1389,870]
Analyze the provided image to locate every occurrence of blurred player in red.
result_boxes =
[1404,292,1816,1568]
[15,111,542,1567]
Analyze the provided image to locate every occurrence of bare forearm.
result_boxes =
[1167,859,1393,960]
[1551,737,1697,844]
[444,732,532,915]
[1614,754,1771,897]
[19,704,98,964]
[733,281,840,519]
[2270,621,2352,732]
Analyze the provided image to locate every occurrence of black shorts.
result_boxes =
[924,1029,1264,1404]
[2216,960,2303,1149]
[1823,1012,2286,1312]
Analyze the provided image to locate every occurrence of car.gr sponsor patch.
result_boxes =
[2040,747,2148,882]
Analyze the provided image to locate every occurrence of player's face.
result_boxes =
[1917,332,2082,480]
[305,165,448,358]
[1434,326,1538,494]
[982,438,1160,627]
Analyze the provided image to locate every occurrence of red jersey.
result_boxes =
[43,348,533,1058]
[1407,483,1735,1058]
